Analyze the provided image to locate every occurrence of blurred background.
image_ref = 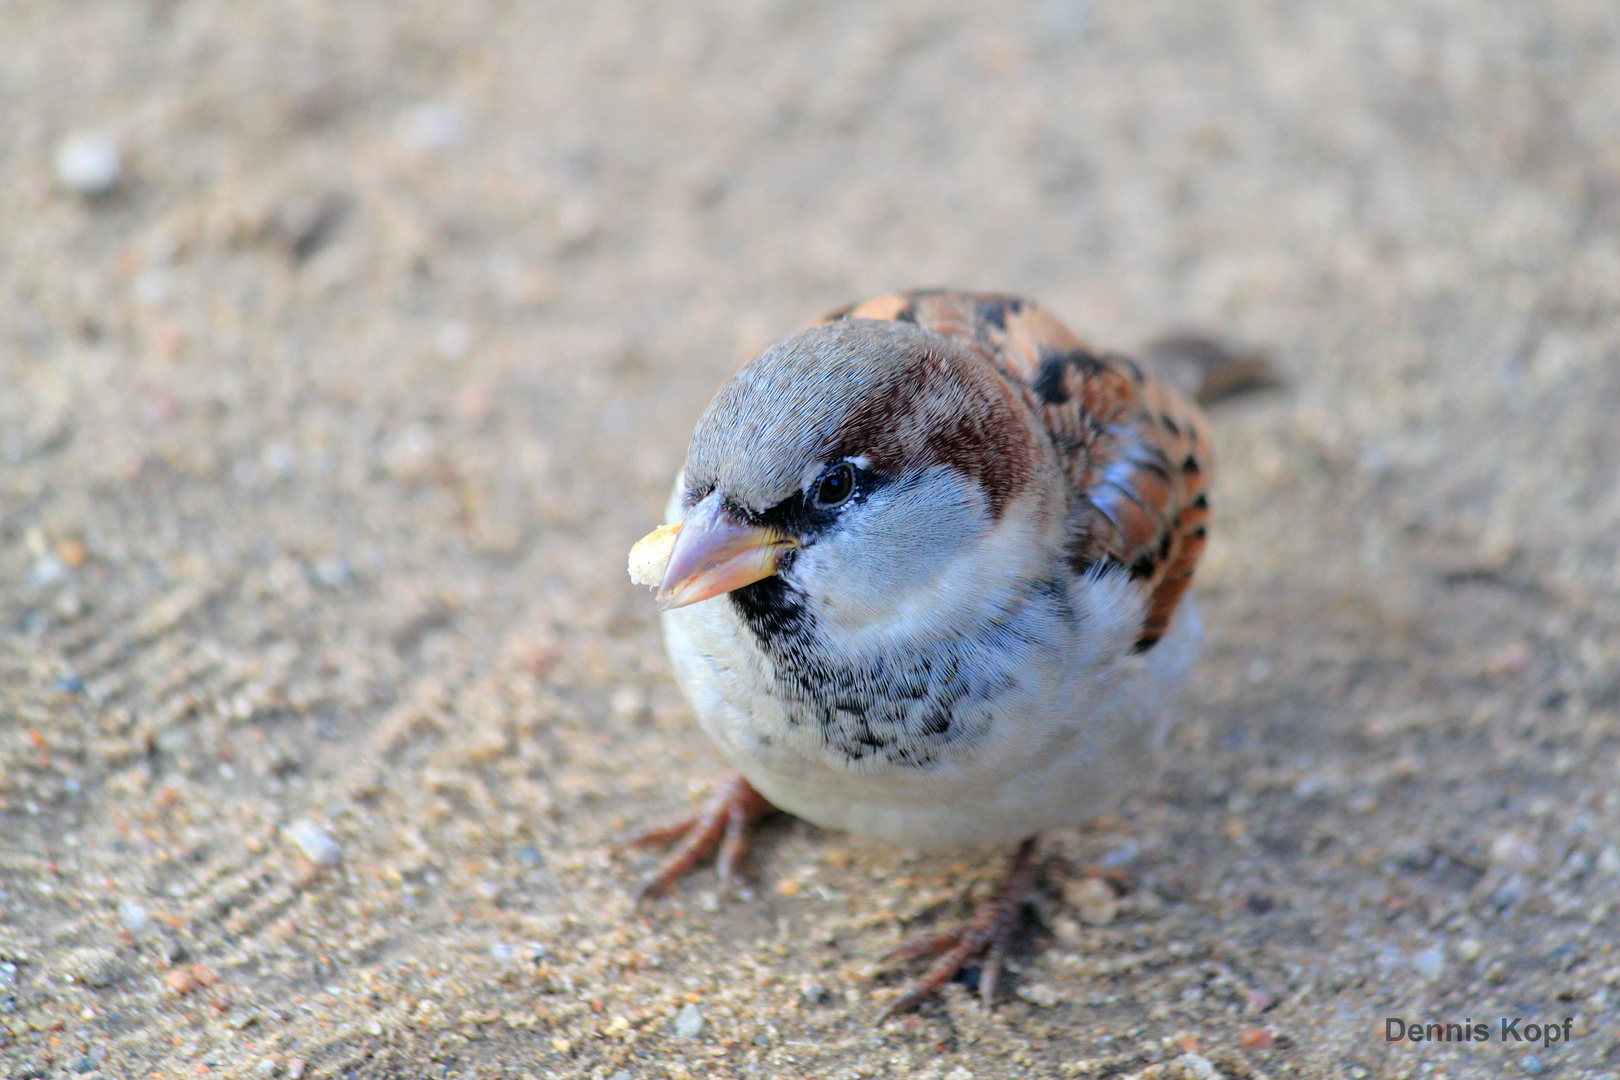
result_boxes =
[3,2,1618,1077]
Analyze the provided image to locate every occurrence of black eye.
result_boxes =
[812,462,856,508]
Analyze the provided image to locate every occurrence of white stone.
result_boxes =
[673,1002,704,1039]
[117,901,149,933]
[288,819,342,866]
[55,132,124,195]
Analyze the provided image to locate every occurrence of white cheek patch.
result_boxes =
[792,466,1046,640]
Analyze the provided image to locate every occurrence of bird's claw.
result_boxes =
[874,837,1039,1020]
[629,774,775,901]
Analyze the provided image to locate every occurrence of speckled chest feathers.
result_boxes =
[725,571,1079,768]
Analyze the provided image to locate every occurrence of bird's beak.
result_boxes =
[657,491,797,610]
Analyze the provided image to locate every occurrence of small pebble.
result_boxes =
[154,727,189,754]
[673,1001,704,1039]
[1521,1053,1546,1075]
[381,422,437,480]
[1239,1027,1276,1049]
[118,901,149,934]
[71,948,125,988]
[287,819,342,866]
[57,538,88,567]
[403,103,467,154]
[1412,947,1444,978]
[1491,832,1538,872]
[1016,982,1062,1007]
[308,555,353,588]
[1596,845,1620,876]
[54,132,125,196]
[256,1059,278,1077]
[287,1059,306,1080]
[1492,873,1528,907]
[609,687,646,720]
[28,555,67,589]
[134,268,173,307]
[1346,789,1378,814]
[262,443,297,478]
[435,322,471,361]
[164,967,200,996]
[1293,773,1329,799]
[1176,1053,1220,1080]
[1041,0,1093,39]
[1098,840,1139,868]
[1065,876,1119,925]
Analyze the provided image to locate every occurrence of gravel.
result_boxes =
[3,2,1618,1078]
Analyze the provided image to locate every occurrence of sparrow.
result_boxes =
[629,290,1213,1016]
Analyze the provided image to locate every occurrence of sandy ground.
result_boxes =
[4,2,1620,1077]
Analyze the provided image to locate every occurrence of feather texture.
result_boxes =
[821,290,1213,650]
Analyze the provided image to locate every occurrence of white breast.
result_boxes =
[661,570,1201,851]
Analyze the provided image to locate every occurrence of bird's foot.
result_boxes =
[875,836,1039,1019]
[630,774,776,901]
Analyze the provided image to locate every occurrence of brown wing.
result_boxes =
[821,290,1213,651]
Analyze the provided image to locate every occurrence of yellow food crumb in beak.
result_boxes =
[628,522,681,586]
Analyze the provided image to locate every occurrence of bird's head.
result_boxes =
[657,319,1059,634]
